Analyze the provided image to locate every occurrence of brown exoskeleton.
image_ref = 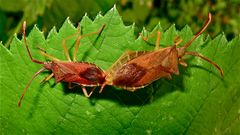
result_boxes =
[99,13,224,93]
[18,21,106,107]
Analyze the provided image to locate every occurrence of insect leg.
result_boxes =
[23,21,44,64]
[39,50,60,61]
[140,30,159,41]
[173,36,183,46]
[154,31,161,50]
[69,83,95,97]
[68,82,79,89]
[73,24,105,61]
[127,89,137,92]
[140,31,161,50]
[164,74,172,80]
[62,40,73,62]
[179,60,188,67]
[36,46,62,61]
[61,24,81,62]
[81,86,94,97]
[99,82,106,93]
[89,87,96,96]
[41,73,54,84]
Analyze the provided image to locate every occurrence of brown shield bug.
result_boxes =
[99,13,224,93]
[18,21,106,107]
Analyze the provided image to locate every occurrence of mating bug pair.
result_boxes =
[18,13,224,107]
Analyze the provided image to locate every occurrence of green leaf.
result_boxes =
[1,7,240,134]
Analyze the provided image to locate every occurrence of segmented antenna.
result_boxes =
[18,68,46,107]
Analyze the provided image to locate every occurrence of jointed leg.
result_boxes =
[164,74,172,80]
[73,24,105,61]
[154,31,161,50]
[41,73,54,83]
[88,87,96,97]
[174,36,183,46]
[99,82,106,93]
[140,31,161,50]
[81,86,95,97]
[61,24,105,62]
[179,56,188,68]
[39,50,60,61]
[62,24,81,62]
[68,82,78,89]
[68,83,95,97]
[62,42,72,62]
[140,30,159,41]
[179,59,188,67]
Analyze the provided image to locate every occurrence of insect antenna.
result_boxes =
[18,67,46,107]
[185,52,224,77]
[182,13,212,50]
[23,21,44,64]
[178,13,224,77]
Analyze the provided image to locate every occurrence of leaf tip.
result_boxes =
[25,25,44,41]
[95,12,103,20]
[140,27,148,37]
[110,4,118,14]
[131,23,135,29]
[81,13,92,24]
[152,22,162,32]
[84,12,88,17]
[47,26,58,39]
[61,17,75,31]
[66,17,72,24]
[13,33,18,37]
[142,27,147,33]
[113,4,117,10]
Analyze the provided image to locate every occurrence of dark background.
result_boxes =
[0,0,239,47]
